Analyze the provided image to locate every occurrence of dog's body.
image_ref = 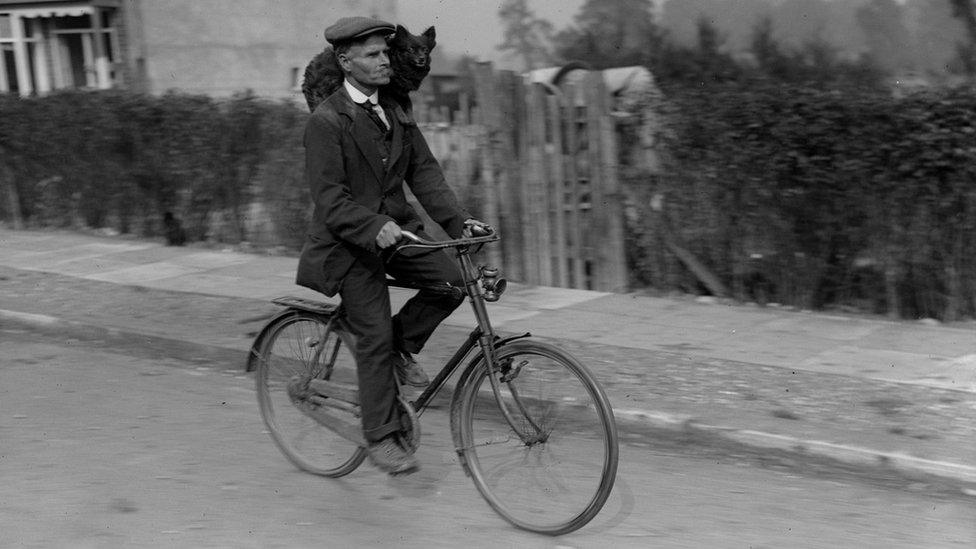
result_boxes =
[302,25,435,114]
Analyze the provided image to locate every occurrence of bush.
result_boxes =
[0,89,308,248]
[628,82,976,320]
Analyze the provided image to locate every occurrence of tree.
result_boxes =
[749,16,791,79]
[856,0,916,73]
[949,0,976,74]
[552,0,662,69]
[690,16,742,82]
[497,0,554,71]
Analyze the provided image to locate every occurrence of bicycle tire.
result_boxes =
[254,310,366,477]
[451,339,619,535]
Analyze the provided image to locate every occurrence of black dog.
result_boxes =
[301,25,435,114]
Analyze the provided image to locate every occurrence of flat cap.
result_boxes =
[324,16,395,45]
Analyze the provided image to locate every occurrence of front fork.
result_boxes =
[458,253,545,445]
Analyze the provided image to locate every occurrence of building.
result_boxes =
[0,0,397,100]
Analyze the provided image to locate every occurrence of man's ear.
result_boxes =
[335,51,351,72]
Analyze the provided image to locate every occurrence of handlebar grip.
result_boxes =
[398,230,425,244]
[464,223,494,238]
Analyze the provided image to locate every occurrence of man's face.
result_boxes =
[338,34,391,94]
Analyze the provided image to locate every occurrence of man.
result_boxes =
[296,16,487,475]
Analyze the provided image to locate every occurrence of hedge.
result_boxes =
[630,82,976,320]
[2,86,974,320]
[0,89,308,248]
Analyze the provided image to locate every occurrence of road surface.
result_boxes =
[1,326,973,548]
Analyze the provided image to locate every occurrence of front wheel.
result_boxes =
[254,310,366,477]
[451,339,619,535]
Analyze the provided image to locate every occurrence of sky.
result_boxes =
[397,0,586,67]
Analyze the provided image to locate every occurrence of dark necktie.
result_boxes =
[361,100,390,132]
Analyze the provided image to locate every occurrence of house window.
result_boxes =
[0,13,18,93]
[51,13,118,89]
[0,7,119,96]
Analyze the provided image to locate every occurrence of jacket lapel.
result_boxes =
[383,99,405,175]
[336,89,386,184]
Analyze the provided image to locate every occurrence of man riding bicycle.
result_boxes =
[295,16,488,475]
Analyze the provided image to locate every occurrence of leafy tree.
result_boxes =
[949,0,976,74]
[497,0,554,71]
[749,16,792,79]
[856,0,916,73]
[909,0,966,76]
[552,0,662,69]
[691,16,741,81]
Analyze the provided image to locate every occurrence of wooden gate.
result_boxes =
[417,64,627,292]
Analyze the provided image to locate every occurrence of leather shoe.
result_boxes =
[367,436,419,475]
[395,351,429,387]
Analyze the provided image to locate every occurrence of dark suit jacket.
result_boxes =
[296,87,471,297]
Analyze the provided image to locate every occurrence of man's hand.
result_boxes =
[463,219,492,237]
[375,221,402,249]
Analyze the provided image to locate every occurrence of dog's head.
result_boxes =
[390,25,435,70]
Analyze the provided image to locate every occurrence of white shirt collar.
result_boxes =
[343,79,379,105]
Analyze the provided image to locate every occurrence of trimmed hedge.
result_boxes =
[2,86,974,320]
[630,82,976,320]
[0,89,307,247]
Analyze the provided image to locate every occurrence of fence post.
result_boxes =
[548,93,568,287]
[495,70,524,282]
[471,63,505,273]
[527,83,552,286]
[594,73,628,292]
[563,81,586,289]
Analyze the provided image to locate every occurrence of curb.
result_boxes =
[615,408,976,488]
[0,308,250,367]
[5,307,976,491]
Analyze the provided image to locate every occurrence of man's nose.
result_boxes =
[379,52,390,65]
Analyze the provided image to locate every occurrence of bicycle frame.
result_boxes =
[252,228,541,444]
[392,231,541,444]
[360,230,517,416]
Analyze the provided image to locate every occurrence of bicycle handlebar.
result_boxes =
[396,227,499,252]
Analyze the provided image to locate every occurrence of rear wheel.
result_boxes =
[452,339,618,535]
[254,310,366,477]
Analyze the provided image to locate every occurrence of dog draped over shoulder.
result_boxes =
[301,24,436,114]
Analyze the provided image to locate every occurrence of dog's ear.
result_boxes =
[393,24,409,42]
[422,26,436,48]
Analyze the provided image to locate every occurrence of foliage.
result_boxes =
[552,0,663,69]
[659,0,966,78]
[627,82,976,320]
[950,0,976,74]
[0,90,308,247]
[496,0,554,71]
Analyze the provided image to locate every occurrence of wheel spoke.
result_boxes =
[255,313,365,477]
[456,340,618,535]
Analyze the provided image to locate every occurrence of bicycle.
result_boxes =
[246,228,619,535]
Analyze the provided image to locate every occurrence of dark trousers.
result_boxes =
[337,247,464,443]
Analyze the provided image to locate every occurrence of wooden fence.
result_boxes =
[417,65,627,292]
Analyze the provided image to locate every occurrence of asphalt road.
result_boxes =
[2,326,974,548]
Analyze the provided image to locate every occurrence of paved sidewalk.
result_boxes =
[1,228,975,487]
